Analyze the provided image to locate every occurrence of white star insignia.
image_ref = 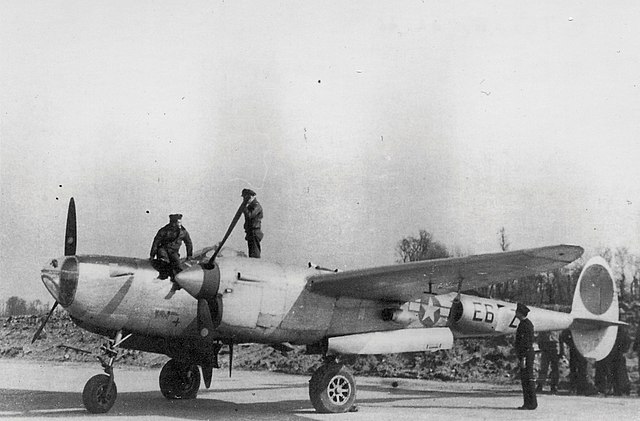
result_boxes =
[419,297,441,326]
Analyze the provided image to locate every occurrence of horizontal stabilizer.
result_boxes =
[571,318,627,330]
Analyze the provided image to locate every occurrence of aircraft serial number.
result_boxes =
[472,302,495,323]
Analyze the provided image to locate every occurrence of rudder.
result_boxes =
[570,256,620,361]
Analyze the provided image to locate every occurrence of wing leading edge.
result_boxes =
[307,245,583,302]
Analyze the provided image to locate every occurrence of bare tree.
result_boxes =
[6,296,27,316]
[498,226,510,252]
[596,247,639,300]
[27,299,44,314]
[396,230,450,263]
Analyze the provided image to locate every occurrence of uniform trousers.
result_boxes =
[520,350,538,409]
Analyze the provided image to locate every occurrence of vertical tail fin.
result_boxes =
[570,256,621,361]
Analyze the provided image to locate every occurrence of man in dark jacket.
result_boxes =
[515,303,537,410]
[241,189,263,258]
[634,322,640,394]
[536,330,560,394]
[560,328,593,395]
[610,325,631,395]
[150,214,193,278]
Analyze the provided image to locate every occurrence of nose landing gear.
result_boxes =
[82,330,130,414]
[82,373,117,414]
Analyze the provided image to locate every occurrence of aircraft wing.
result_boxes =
[307,245,583,302]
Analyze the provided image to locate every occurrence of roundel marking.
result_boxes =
[579,263,614,316]
[418,296,441,327]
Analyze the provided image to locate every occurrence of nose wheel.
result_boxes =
[82,330,129,414]
[82,374,117,414]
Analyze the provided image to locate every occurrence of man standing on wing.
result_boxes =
[241,189,263,258]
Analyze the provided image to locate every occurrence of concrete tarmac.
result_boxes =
[0,360,638,420]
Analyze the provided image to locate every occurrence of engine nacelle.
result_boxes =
[449,295,505,336]
[381,308,420,324]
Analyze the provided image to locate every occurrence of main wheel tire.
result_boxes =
[82,374,117,414]
[159,359,201,399]
[309,363,356,413]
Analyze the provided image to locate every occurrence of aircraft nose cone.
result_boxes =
[41,259,61,301]
[41,256,78,307]
[174,264,220,299]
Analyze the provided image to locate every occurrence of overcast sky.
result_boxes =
[2,1,640,302]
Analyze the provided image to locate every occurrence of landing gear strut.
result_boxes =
[308,356,357,413]
[83,330,129,414]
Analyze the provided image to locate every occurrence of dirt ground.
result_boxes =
[1,359,640,421]
[3,312,640,421]
[3,313,640,386]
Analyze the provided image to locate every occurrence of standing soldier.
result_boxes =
[241,189,263,258]
[634,322,640,394]
[150,214,193,280]
[610,325,631,395]
[594,353,612,395]
[515,303,537,410]
[560,328,593,395]
[536,331,560,394]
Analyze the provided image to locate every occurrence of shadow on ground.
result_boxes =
[0,380,524,419]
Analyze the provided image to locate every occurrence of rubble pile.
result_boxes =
[1,314,167,367]
[1,313,520,382]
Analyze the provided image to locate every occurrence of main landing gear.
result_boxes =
[82,330,130,414]
[80,335,356,414]
[308,356,357,413]
[159,359,201,399]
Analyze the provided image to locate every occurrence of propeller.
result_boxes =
[64,197,77,256]
[205,196,250,269]
[31,301,58,343]
[197,298,215,338]
[190,196,250,338]
[32,197,76,343]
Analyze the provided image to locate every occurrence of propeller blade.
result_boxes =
[31,301,58,343]
[201,364,213,389]
[197,299,215,338]
[64,198,77,256]
[207,197,250,267]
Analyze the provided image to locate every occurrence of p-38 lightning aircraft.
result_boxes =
[35,198,622,414]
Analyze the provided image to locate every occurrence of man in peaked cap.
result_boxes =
[514,302,537,410]
[241,189,263,258]
[536,330,560,394]
[150,213,193,281]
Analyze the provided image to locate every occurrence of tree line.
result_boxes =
[1,297,50,317]
[396,228,640,308]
